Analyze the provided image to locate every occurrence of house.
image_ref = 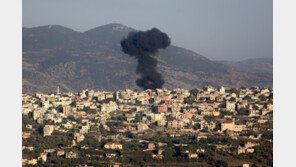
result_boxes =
[27,159,38,165]
[244,142,259,148]
[187,153,198,159]
[267,103,273,111]
[157,142,167,147]
[152,150,164,159]
[22,146,34,151]
[22,132,31,139]
[147,143,155,150]
[226,101,236,112]
[63,122,73,129]
[63,105,72,116]
[196,148,205,153]
[157,105,168,113]
[74,133,85,142]
[171,104,181,112]
[38,153,48,162]
[100,101,118,113]
[150,113,165,121]
[157,120,167,126]
[236,142,258,154]
[196,133,207,141]
[33,110,41,120]
[183,113,194,119]
[43,125,55,136]
[221,121,246,132]
[22,159,28,166]
[105,92,114,99]
[137,123,149,131]
[66,151,78,158]
[246,148,254,153]
[104,142,122,150]
[79,125,90,134]
[158,149,164,155]
[57,150,65,157]
[167,120,184,129]
[106,153,117,158]
[26,124,33,129]
[237,145,246,154]
[203,85,215,92]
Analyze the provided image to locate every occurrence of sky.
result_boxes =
[23,0,272,61]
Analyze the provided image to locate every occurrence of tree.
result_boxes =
[56,105,63,113]
[259,95,267,101]
[163,147,177,158]
[237,108,249,116]
[99,124,106,134]
[190,89,199,97]
[229,88,239,94]
[253,105,259,110]
[215,160,228,167]
[125,131,134,138]
[184,97,195,104]
[229,97,236,102]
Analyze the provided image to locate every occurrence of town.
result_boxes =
[22,86,273,167]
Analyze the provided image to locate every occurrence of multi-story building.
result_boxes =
[167,120,184,129]
[33,110,41,120]
[226,101,236,112]
[157,105,168,113]
[63,105,72,116]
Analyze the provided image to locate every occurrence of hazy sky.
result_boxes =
[23,0,272,61]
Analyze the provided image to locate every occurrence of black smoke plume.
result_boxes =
[120,28,171,90]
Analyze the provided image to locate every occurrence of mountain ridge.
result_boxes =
[217,57,273,74]
[22,24,272,94]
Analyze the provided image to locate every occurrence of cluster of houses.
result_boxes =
[22,85,273,165]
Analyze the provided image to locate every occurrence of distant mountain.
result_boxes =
[218,58,273,74]
[22,24,272,94]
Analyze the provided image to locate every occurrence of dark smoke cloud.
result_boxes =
[120,28,171,90]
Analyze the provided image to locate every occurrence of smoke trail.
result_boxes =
[120,28,171,90]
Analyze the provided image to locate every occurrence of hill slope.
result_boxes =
[22,24,272,94]
[218,58,273,74]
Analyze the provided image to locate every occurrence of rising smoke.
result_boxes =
[120,28,171,90]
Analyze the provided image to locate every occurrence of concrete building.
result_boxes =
[148,143,155,150]
[63,105,72,116]
[43,125,55,136]
[196,133,207,141]
[226,101,236,112]
[221,121,246,132]
[157,105,168,113]
[33,110,41,120]
[65,151,78,158]
[74,133,85,142]
[57,150,65,157]
[137,123,149,131]
[187,153,198,159]
[38,153,48,162]
[104,142,122,150]
[167,120,184,129]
